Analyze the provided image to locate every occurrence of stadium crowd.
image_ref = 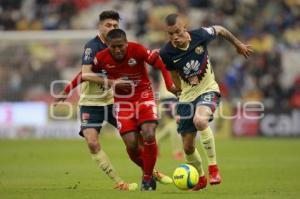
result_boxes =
[0,0,300,109]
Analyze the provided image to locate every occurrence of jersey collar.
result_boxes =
[97,33,107,45]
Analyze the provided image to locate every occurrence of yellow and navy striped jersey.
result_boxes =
[79,36,113,106]
[160,27,220,102]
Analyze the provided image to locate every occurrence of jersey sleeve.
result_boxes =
[197,26,217,44]
[159,50,175,71]
[63,71,82,94]
[81,42,98,65]
[92,51,103,72]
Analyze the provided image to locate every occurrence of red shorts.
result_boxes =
[114,99,158,134]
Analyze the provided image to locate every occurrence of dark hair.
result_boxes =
[165,13,178,26]
[106,29,127,42]
[99,10,120,22]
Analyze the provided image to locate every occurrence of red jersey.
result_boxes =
[94,42,157,102]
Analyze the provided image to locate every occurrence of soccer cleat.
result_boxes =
[114,182,138,191]
[208,164,221,185]
[190,175,207,191]
[140,177,156,191]
[153,169,173,184]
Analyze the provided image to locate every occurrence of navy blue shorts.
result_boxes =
[79,104,117,137]
[176,92,221,134]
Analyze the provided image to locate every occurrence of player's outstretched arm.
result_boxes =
[170,71,181,91]
[147,51,181,95]
[81,64,132,92]
[53,71,82,105]
[213,25,253,58]
[81,64,112,86]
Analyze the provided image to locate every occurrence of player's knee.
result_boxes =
[86,140,100,153]
[141,124,157,142]
[143,133,155,143]
[142,129,156,142]
[126,143,138,151]
[193,117,208,131]
[183,144,195,155]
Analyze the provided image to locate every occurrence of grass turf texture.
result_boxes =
[0,136,300,199]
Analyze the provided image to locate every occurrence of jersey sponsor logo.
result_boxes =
[128,58,137,67]
[195,46,204,55]
[84,48,92,61]
[106,64,116,68]
[183,60,200,75]
[173,57,182,63]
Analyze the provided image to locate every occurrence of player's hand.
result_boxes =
[236,43,253,58]
[152,48,160,54]
[53,90,68,106]
[113,78,133,93]
[168,84,181,96]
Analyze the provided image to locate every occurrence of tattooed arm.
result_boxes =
[213,25,253,58]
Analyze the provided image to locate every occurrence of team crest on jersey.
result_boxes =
[183,60,200,75]
[195,46,204,55]
[84,48,92,61]
[128,58,137,67]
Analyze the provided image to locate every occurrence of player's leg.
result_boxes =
[136,100,160,190]
[193,92,221,185]
[156,120,171,147]
[80,106,137,191]
[176,102,207,191]
[121,131,144,169]
[159,99,183,160]
[136,132,172,185]
[181,132,207,191]
[140,122,158,190]
[114,101,159,190]
[113,102,144,169]
[108,104,143,169]
[168,118,184,160]
[82,128,120,181]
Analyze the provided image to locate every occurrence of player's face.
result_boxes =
[108,38,128,60]
[99,19,119,39]
[166,20,189,48]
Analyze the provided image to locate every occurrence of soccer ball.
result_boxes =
[172,164,199,190]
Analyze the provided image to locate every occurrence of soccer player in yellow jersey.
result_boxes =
[160,13,253,191]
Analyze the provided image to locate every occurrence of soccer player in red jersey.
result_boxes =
[54,10,172,190]
[81,28,176,191]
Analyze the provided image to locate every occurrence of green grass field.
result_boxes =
[1,136,300,199]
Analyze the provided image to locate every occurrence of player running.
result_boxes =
[55,10,173,190]
[81,28,177,191]
[159,13,253,191]
[54,10,139,191]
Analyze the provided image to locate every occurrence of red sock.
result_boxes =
[126,147,143,169]
[143,140,158,181]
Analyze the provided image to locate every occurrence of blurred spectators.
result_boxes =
[0,0,299,110]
